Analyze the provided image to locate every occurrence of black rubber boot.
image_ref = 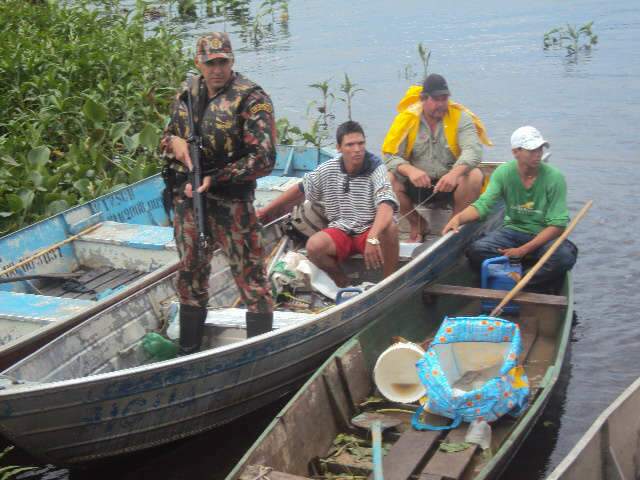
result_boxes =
[179,304,208,355]
[246,311,273,338]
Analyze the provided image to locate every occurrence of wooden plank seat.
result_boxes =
[423,284,567,308]
[0,291,95,325]
[78,221,175,250]
[204,307,314,330]
[419,427,478,480]
[240,465,313,480]
[371,429,443,480]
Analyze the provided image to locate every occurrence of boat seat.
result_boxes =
[205,307,314,330]
[77,221,175,250]
[418,427,478,480]
[423,284,568,308]
[0,291,95,325]
[255,176,303,210]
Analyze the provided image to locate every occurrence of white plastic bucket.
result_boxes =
[373,342,426,403]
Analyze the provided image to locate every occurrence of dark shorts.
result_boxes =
[404,181,454,208]
[323,228,370,262]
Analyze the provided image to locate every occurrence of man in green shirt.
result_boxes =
[442,126,577,291]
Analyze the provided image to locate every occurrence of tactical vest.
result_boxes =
[176,73,263,199]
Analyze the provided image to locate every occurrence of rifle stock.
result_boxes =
[186,81,210,253]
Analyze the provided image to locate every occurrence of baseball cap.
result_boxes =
[196,32,234,63]
[422,74,450,97]
[510,126,549,150]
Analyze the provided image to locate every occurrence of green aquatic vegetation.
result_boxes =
[439,441,473,453]
[0,0,190,234]
[417,42,431,79]
[275,118,302,146]
[338,74,364,121]
[0,446,37,478]
[398,42,431,80]
[305,79,336,147]
[544,22,598,59]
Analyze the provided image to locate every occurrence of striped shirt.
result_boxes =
[301,152,399,234]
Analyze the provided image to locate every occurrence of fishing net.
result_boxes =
[412,316,529,431]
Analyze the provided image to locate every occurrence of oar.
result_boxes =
[490,200,592,317]
[0,223,102,279]
[352,412,402,480]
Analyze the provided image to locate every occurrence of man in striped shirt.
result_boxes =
[257,121,399,287]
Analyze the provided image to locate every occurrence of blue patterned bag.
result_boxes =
[412,316,529,431]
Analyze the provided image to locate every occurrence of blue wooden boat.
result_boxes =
[0,145,334,369]
[0,163,505,464]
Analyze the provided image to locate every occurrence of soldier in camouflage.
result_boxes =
[161,32,276,353]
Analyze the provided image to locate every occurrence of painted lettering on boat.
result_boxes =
[81,385,197,430]
[86,325,323,404]
[0,247,63,274]
[102,197,165,225]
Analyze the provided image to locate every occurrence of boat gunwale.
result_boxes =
[545,368,640,479]
[226,273,574,480]
[0,224,456,398]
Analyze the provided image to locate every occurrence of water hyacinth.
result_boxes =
[0,0,190,235]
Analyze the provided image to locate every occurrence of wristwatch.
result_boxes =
[366,237,380,246]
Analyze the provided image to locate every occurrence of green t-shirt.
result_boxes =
[472,160,569,235]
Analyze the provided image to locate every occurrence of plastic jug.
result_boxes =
[481,256,521,315]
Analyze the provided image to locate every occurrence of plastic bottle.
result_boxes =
[142,332,179,361]
[166,303,180,340]
[465,419,492,450]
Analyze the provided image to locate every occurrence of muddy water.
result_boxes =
[7,0,640,478]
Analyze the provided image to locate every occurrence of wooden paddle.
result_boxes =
[490,200,592,317]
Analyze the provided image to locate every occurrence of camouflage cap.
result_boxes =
[196,32,234,63]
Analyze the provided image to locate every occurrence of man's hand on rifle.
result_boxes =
[185,176,212,198]
[169,136,193,171]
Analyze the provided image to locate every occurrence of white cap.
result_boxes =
[510,126,549,150]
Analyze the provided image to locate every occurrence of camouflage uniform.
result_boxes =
[162,35,275,315]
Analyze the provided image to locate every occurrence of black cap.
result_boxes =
[422,74,450,97]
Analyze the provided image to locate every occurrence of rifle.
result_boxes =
[185,79,210,253]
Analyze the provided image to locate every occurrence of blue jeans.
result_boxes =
[466,227,578,290]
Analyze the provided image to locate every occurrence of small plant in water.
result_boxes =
[0,446,37,478]
[308,79,335,128]
[543,21,598,59]
[417,42,431,79]
[337,74,364,121]
[398,42,430,80]
[275,118,302,145]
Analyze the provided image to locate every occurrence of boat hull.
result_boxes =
[226,273,573,480]
[547,376,640,480]
[0,146,334,369]
[0,208,501,464]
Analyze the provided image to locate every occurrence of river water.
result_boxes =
[9,0,640,478]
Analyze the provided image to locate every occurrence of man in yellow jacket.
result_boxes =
[382,74,492,242]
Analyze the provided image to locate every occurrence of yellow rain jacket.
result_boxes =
[382,85,493,159]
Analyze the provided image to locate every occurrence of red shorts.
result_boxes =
[323,228,370,262]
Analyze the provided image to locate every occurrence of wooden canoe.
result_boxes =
[546,376,640,480]
[227,265,574,480]
[0,176,503,464]
[0,145,334,369]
